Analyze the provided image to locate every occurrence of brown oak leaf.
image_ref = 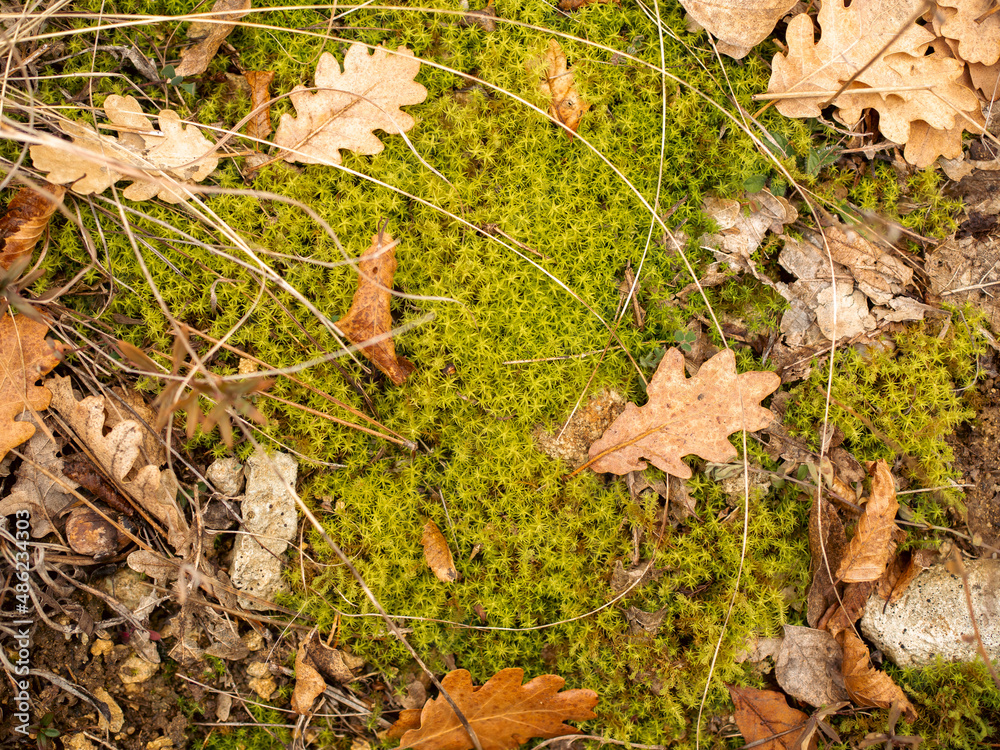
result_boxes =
[175,0,251,77]
[587,348,779,479]
[839,629,917,722]
[273,43,427,165]
[396,668,598,750]
[422,520,458,583]
[936,0,1000,65]
[535,40,590,139]
[768,0,983,167]
[679,0,798,59]
[0,185,65,270]
[0,313,60,461]
[835,460,901,584]
[30,95,218,203]
[728,685,817,750]
[335,231,415,386]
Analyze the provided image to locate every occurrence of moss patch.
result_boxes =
[15,0,997,748]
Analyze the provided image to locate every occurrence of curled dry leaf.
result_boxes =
[839,629,917,722]
[335,231,416,385]
[836,460,901,584]
[680,0,798,59]
[30,94,219,203]
[291,642,327,715]
[175,0,251,76]
[818,580,876,637]
[775,625,850,708]
[768,0,983,167]
[806,490,848,628]
[397,668,598,750]
[534,40,590,139]
[701,189,797,266]
[0,313,61,461]
[244,70,276,142]
[877,548,938,603]
[274,43,427,165]
[422,520,458,583]
[587,348,779,479]
[728,684,816,750]
[0,184,65,270]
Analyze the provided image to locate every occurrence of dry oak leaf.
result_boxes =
[728,685,817,750]
[0,313,61,461]
[835,460,901,583]
[422,520,458,583]
[273,43,427,165]
[768,0,983,166]
[334,231,415,385]
[839,629,917,721]
[534,40,590,139]
[936,0,1000,65]
[0,184,65,270]
[175,0,251,77]
[30,95,219,203]
[679,0,798,59]
[587,347,779,479]
[291,642,327,715]
[47,376,192,554]
[396,668,598,750]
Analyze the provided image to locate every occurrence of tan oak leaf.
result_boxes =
[679,0,798,59]
[0,313,61,461]
[587,348,779,479]
[0,185,65,270]
[30,95,218,203]
[936,0,1000,65]
[768,0,983,166]
[273,43,427,165]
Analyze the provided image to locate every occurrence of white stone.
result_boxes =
[861,560,1000,668]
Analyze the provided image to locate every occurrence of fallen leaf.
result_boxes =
[936,0,1000,65]
[0,185,65,270]
[609,558,662,595]
[728,685,817,750]
[0,413,79,537]
[291,642,327,714]
[244,70,276,142]
[624,606,666,635]
[838,629,917,721]
[175,0,251,77]
[47,376,192,554]
[587,348,779,479]
[422,520,458,583]
[0,313,61,461]
[816,225,913,306]
[836,461,901,583]
[387,709,423,739]
[397,668,598,750]
[535,40,590,139]
[768,0,983,166]
[701,189,797,267]
[818,580,876,637]
[533,389,626,467]
[274,43,427,165]
[877,548,938,603]
[679,0,798,59]
[970,59,1000,101]
[775,625,850,708]
[30,94,219,203]
[304,634,364,683]
[334,231,416,386]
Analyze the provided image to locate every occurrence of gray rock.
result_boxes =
[860,560,1000,668]
[206,456,244,496]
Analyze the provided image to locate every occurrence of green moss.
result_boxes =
[13,1,990,747]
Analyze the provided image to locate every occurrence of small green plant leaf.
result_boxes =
[743,174,767,192]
